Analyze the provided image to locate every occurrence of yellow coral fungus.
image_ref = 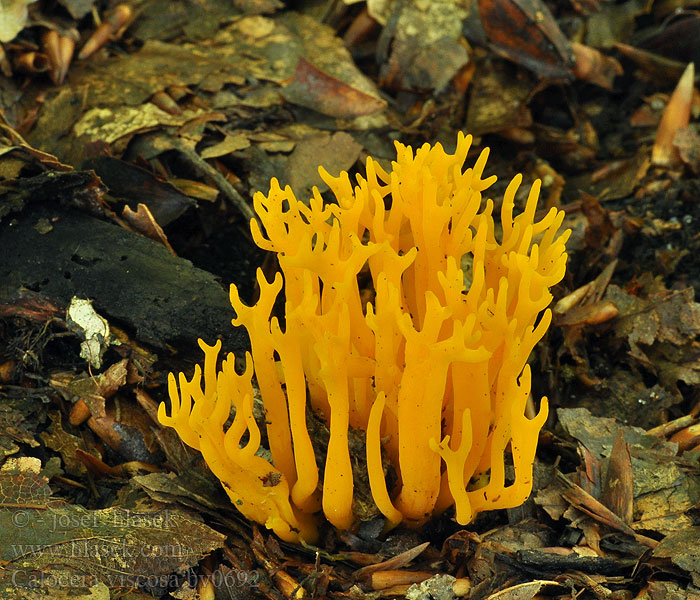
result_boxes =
[158,133,570,543]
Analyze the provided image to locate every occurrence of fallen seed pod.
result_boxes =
[78,4,133,60]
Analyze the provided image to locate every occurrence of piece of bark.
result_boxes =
[0,201,246,352]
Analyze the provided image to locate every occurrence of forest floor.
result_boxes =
[1,0,700,598]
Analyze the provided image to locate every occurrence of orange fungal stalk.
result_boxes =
[158,133,570,543]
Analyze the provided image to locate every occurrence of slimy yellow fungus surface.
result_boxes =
[158,133,570,543]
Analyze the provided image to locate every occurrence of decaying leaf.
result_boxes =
[57,0,93,19]
[571,41,623,90]
[84,156,195,226]
[653,528,700,583]
[466,60,535,135]
[284,131,363,200]
[200,132,251,159]
[484,580,564,600]
[0,400,46,463]
[637,13,700,65]
[602,430,634,524]
[615,41,691,83]
[122,203,176,255]
[478,0,575,78]
[282,56,386,118]
[674,125,700,173]
[39,411,101,476]
[607,283,700,365]
[73,103,211,146]
[50,359,129,421]
[585,0,653,48]
[0,0,36,43]
[66,297,111,369]
[0,455,51,499]
[378,0,470,92]
[553,408,700,538]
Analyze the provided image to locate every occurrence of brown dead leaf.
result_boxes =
[50,359,129,420]
[534,123,597,169]
[0,456,52,505]
[73,103,210,147]
[84,155,195,227]
[602,430,634,523]
[284,131,363,201]
[637,14,700,65]
[558,407,675,467]
[0,396,45,459]
[571,42,623,90]
[355,542,430,580]
[0,0,36,43]
[652,527,700,582]
[556,300,619,326]
[634,470,700,535]
[615,41,690,83]
[560,472,657,547]
[585,0,653,48]
[200,132,251,159]
[57,0,93,20]
[466,60,535,135]
[122,203,176,255]
[640,581,700,599]
[555,261,618,326]
[583,146,650,202]
[478,0,575,79]
[132,470,241,531]
[0,143,73,173]
[485,581,564,600]
[581,192,618,250]
[88,396,161,462]
[282,56,386,118]
[670,422,700,452]
[0,287,63,321]
[608,283,700,351]
[69,39,247,108]
[40,411,101,477]
[557,408,700,537]
[674,124,700,173]
[167,177,220,202]
[378,0,469,92]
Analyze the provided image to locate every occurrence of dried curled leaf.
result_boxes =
[0,0,36,43]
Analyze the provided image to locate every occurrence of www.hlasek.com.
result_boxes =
[12,538,200,560]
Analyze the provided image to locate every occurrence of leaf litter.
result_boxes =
[1,0,700,598]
